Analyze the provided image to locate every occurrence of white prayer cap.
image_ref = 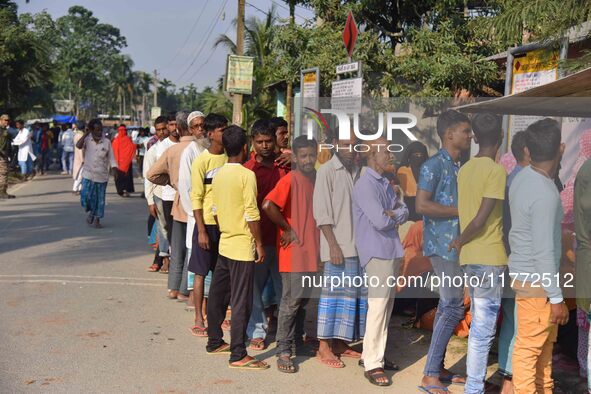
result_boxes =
[150,126,156,135]
[188,111,205,126]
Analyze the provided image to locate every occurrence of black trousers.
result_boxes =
[206,254,255,362]
[161,200,174,243]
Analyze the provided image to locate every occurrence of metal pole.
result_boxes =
[232,0,245,126]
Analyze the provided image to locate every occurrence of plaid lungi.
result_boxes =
[80,178,107,218]
[317,257,367,341]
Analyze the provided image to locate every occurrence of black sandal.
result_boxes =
[364,368,391,386]
[277,355,296,373]
[358,358,400,371]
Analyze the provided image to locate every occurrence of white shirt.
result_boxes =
[143,141,162,205]
[178,139,207,248]
[12,128,36,162]
[156,137,177,201]
[60,129,76,152]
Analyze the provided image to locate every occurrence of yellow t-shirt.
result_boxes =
[190,150,227,225]
[212,163,260,261]
[458,156,508,265]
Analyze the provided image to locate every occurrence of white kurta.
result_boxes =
[12,128,36,162]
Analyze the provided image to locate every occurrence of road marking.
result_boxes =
[0,274,166,282]
[0,279,165,287]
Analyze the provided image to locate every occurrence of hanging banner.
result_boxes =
[225,55,254,95]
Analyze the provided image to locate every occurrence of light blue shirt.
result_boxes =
[508,166,563,303]
[352,167,408,267]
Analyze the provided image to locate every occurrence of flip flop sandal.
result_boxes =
[249,338,267,351]
[229,358,269,370]
[358,359,400,371]
[159,268,169,274]
[418,385,449,393]
[364,368,392,387]
[188,325,208,337]
[316,355,345,368]
[147,264,160,272]
[439,374,465,385]
[277,356,296,373]
[338,348,361,358]
[206,342,230,355]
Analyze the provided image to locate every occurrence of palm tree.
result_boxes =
[213,6,279,127]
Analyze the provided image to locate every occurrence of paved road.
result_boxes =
[0,174,470,393]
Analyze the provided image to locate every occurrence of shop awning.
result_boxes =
[456,67,591,117]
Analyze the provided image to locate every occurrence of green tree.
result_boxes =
[54,6,127,117]
[0,0,53,115]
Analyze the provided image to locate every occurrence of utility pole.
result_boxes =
[232,0,245,126]
[153,69,159,107]
[286,0,295,142]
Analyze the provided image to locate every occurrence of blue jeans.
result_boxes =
[247,245,282,340]
[423,256,465,377]
[464,264,506,394]
[61,150,74,173]
[153,196,170,257]
[18,156,32,175]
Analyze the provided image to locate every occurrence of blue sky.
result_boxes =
[15,0,315,91]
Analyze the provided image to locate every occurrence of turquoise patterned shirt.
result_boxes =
[417,148,460,261]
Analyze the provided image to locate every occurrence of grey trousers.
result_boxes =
[168,220,188,295]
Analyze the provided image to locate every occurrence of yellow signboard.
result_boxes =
[225,55,254,95]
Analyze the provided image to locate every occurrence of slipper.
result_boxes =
[364,368,391,387]
[206,342,230,355]
[418,385,448,394]
[189,325,208,337]
[316,355,345,368]
[277,355,296,373]
[221,320,231,331]
[358,359,400,371]
[249,338,266,351]
[159,268,169,274]
[440,374,465,385]
[229,357,269,370]
[177,294,189,302]
[147,264,160,272]
[338,348,361,359]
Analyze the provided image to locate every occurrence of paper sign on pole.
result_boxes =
[151,106,161,120]
[509,48,559,137]
[225,55,254,95]
[331,77,362,112]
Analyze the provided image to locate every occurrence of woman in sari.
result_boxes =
[112,125,136,197]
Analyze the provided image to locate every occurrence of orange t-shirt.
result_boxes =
[264,170,319,272]
[397,166,418,197]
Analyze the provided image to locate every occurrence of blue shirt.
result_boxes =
[417,148,460,261]
[352,167,408,267]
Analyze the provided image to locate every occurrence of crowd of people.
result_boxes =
[2,106,591,393]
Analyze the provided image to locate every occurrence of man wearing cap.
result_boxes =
[177,111,207,312]
[0,114,15,198]
[148,111,197,301]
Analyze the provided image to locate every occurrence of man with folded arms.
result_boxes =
[353,137,408,386]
